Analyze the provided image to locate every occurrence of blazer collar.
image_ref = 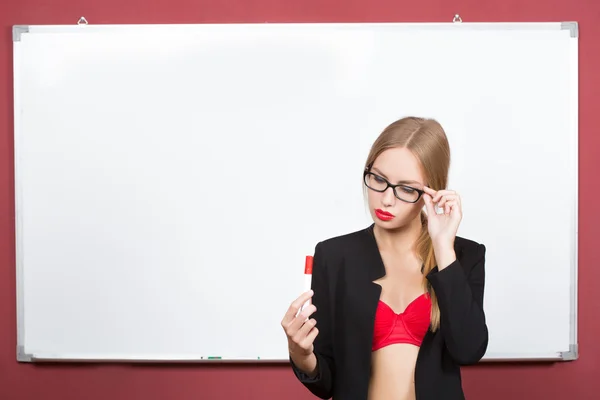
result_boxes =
[363,224,386,281]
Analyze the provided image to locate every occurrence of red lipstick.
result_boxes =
[375,209,395,221]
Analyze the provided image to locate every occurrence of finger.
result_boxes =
[294,318,317,343]
[281,290,314,326]
[444,200,460,215]
[423,186,437,196]
[299,326,319,349]
[288,304,317,333]
[433,190,456,203]
[453,200,463,217]
[423,193,436,215]
[437,195,446,208]
[437,194,457,208]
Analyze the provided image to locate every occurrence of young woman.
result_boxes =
[281,117,488,400]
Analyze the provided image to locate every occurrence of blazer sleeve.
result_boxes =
[426,243,488,365]
[289,242,335,399]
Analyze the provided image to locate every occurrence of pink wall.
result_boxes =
[1,0,599,398]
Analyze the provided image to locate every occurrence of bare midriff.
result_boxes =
[368,343,420,400]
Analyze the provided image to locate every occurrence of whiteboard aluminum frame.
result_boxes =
[12,21,579,363]
[566,23,579,362]
[13,34,27,362]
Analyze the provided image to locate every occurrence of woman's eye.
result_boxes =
[401,186,415,194]
[374,176,385,183]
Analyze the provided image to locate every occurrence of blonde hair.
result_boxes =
[364,116,450,331]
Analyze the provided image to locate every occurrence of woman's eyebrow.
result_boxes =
[371,167,389,179]
[372,167,422,185]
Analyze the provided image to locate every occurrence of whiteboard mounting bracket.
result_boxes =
[560,344,578,361]
[453,14,462,23]
[17,345,33,362]
[12,25,29,42]
[560,21,578,38]
[78,16,88,25]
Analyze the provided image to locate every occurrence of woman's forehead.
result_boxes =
[371,148,425,184]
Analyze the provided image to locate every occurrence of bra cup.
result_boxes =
[372,294,432,351]
[402,295,432,341]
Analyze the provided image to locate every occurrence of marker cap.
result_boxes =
[305,255,313,274]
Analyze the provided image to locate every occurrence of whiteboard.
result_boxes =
[13,22,578,362]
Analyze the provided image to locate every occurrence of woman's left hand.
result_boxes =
[422,187,463,248]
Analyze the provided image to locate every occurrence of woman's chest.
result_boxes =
[338,254,425,315]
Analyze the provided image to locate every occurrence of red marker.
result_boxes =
[301,255,313,313]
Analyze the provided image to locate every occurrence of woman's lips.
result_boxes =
[375,209,395,221]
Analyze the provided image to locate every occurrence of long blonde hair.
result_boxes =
[364,116,450,331]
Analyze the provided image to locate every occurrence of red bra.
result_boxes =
[372,293,432,351]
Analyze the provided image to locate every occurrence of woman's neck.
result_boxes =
[373,214,423,255]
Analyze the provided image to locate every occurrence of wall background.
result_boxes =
[1,0,598,399]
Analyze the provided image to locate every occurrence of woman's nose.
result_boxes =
[381,187,396,207]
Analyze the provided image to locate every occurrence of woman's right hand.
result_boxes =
[281,290,319,360]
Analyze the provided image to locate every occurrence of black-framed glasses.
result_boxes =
[363,170,425,203]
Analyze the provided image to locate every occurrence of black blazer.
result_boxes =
[290,224,488,400]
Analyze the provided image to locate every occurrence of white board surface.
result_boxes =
[13,22,578,362]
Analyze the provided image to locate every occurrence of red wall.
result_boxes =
[1,1,599,399]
